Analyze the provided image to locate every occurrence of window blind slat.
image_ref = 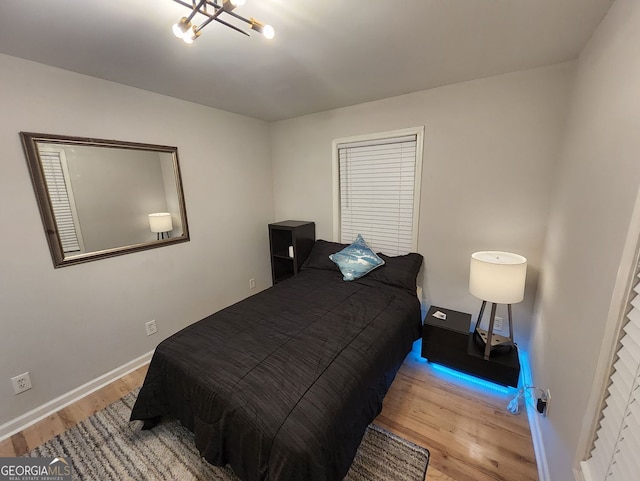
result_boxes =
[339,134,418,255]
[630,294,640,314]
[40,150,82,253]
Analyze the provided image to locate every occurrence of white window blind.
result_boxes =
[583,263,640,481]
[338,134,418,256]
[40,149,83,254]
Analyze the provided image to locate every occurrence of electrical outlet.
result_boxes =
[544,389,551,416]
[145,320,158,336]
[493,316,503,331]
[11,372,32,395]
[249,278,256,290]
[536,389,551,416]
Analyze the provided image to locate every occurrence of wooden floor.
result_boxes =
[0,347,538,481]
[376,348,538,481]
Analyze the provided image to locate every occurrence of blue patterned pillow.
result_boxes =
[329,234,385,281]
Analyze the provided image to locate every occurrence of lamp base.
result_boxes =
[474,327,514,349]
[473,300,515,360]
[473,328,515,359]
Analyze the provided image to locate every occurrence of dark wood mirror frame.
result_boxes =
[20,132,190,268]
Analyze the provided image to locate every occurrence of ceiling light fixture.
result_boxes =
[171,0,274,43]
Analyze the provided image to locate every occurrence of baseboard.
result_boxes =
[0,350,153,442]
[527,402,551,481]
[519,351,551,481]
[576,463,589,481]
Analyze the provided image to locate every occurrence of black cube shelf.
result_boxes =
[268,221,315,284]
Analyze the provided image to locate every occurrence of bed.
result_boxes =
[130,240,423,481]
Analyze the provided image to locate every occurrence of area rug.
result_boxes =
[28,389,429,481]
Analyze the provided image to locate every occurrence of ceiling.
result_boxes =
[0,0,613,122]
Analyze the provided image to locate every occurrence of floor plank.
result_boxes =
[376,348,538,481]
[0,365,149,458]
[0,350,538,481]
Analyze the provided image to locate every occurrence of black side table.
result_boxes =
[268,221,315,284]
[421,306,520,387]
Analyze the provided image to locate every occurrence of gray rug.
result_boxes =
[28,389,429,480]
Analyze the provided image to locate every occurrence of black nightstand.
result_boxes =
[268,221,315,284]
[422,306,521,387]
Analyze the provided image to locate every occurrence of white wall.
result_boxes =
[531,0,640,479]
[0,54,274,425]
[270,64,574,345]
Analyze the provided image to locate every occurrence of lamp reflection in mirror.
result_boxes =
[149,213,173,240]
[469,251,527,360]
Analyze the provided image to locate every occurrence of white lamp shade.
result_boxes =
[148,213,173,233]
[469,251,527,304]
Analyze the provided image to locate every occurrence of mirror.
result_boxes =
[20,132,190,268]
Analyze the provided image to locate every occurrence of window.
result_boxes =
[580,190,640,481]
[582,260,640,480]
[332,127,424,255]
[39,147,84,254]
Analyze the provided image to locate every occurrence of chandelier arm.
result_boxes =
[173,0,222,19]
[186,0,208,23]
[213,17,250,35]
[187,1,250,36]
[225,9,252,25]
[194,6,225,32]
[173,0,191,8]
[172,0,216,22]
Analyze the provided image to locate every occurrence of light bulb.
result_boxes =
[181,25,199,44]
[231,0,246,6]
[183,29,195,44]
[172,17,191,39]
[172,23,185,38]
[262,24,275,39]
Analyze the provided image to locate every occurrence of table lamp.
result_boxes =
[469,251,527,360]
[148,213,173,240]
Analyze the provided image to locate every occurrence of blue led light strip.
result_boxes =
[430,362,512,395]
[518,349,533,387]
[412,339,532,397]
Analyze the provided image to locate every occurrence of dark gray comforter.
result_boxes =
[130,267,421,481]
